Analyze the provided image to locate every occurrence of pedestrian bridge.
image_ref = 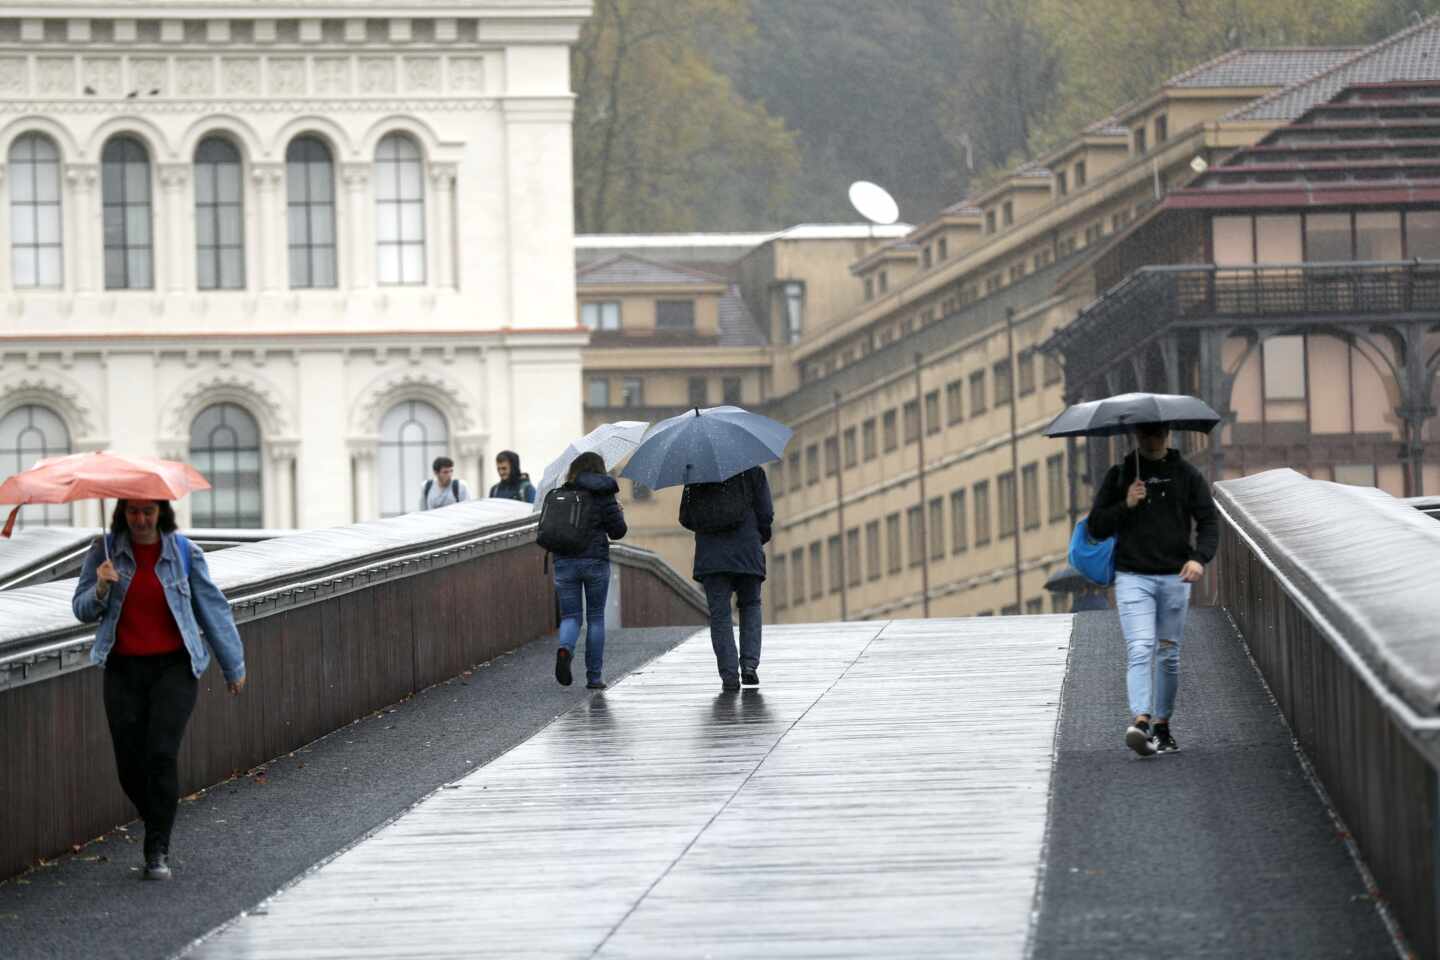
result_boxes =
[1,473,1437,958]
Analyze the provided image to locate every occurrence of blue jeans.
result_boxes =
[554,558,610,683]
[1115,571,1192,720]
[702,574,763,681]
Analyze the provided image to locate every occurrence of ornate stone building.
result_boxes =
[0,1,588,529]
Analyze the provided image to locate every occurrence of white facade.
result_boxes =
[0,2,588,530]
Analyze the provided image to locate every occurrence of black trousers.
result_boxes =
[102,650,198,858]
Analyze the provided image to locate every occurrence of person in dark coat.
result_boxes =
[691,465,774,692]
[489,450,537,503]
[552,452,627,689]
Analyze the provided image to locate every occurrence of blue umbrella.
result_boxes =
[619,406,792,490]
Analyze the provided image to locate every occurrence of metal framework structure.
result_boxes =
[1044,260,1440,496]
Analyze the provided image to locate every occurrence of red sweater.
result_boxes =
[114,540,185,657]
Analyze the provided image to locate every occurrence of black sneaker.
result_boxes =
[143,854,172,881]
[1124,720,1157,757]
[555,649,573,686]
[586,680,607,690]
[740,668,759,687]
[1153,724,1179,754]
[721,676,741,692]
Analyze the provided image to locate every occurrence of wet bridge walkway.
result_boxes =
[178,612,1392,960]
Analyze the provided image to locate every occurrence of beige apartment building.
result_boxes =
[578,19,1440,623]
[575,225,909,579]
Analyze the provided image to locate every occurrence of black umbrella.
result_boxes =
[1043,565,1091,594]
[1042,393,1221,439]
[1044,392,1221,483]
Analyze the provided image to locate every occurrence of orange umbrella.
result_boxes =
[0,451,211,540]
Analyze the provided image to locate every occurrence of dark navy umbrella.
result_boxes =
[1043,392,1221,439]
[1043,564,1091,594]
[620,406,793,490]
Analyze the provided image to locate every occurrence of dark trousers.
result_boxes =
[701,574,763,681]
[102,651,198,858]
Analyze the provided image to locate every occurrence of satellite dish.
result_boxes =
[848,181,899,226]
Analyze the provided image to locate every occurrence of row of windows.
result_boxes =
[775,358,1062,496]
[585,375,743,409]
[770,456,1070,610]
[1212,210,1440,266]
[7,130,430,291]
[1,397,455,529]
[579,299,697,333]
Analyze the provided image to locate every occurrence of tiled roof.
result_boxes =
[576,254,726,286]
[718,285,766,347]
[1167,47,1360,89]
[1231,16,1440,121]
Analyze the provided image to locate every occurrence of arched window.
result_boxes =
[101,136,153,290]
[374,134,425,285]
[9,133,63,288]
[0,405,72,527]
[378,400,448,517]
[189,403,262,528]
[286,136,336,289]
[194,137,245,290]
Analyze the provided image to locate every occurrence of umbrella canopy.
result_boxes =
[620,406,792,491]
[532,420,649,510]
[1,451,211,538]
[1044,565,1092,594]
[1043,393,1221,439]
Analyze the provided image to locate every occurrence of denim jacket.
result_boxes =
[72,532,247,683]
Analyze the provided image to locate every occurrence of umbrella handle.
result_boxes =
[1,505,18,539]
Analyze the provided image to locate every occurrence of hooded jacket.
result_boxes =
[555,472,627,561]
[1087,448,1218,575]
[489,450,536,503]
[691,466,775,581]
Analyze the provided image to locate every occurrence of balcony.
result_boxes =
[1047,259,1440,380]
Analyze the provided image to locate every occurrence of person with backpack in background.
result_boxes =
[489,450,537,504]
[683,465,774,692]
[72,499,246,882]
[419,456,468,511]
[536,452,626,689]
[1086,422,1217,758]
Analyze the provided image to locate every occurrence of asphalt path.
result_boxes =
[0,626,699,960]
[1031,608,1397,959]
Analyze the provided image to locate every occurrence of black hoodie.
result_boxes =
[1087,448,1218,575]
[489,450,536,503]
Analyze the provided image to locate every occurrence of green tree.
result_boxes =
[731,0,974,224]
[944,0,1062,176]
[572,0,799,233]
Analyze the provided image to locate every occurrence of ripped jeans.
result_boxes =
[1115,571,1192,720]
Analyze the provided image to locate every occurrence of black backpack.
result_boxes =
[536,487,594,555]
[679,471,752,534]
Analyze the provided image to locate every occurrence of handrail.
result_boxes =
[1213,470,1440,760]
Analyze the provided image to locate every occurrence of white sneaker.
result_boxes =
[1125,723,1158,757]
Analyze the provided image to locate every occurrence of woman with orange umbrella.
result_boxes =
[4,452,248,882]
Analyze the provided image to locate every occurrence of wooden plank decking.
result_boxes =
[187,617,1073,959]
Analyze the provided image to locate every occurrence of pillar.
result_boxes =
[157,164,189,293]
[65,164,99,292]
[429,163,456,289]
[349,439,378,522]
[342,164,371,291]
[250,163,284,292]
[267,440,298,528]
[502,97,574,327]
